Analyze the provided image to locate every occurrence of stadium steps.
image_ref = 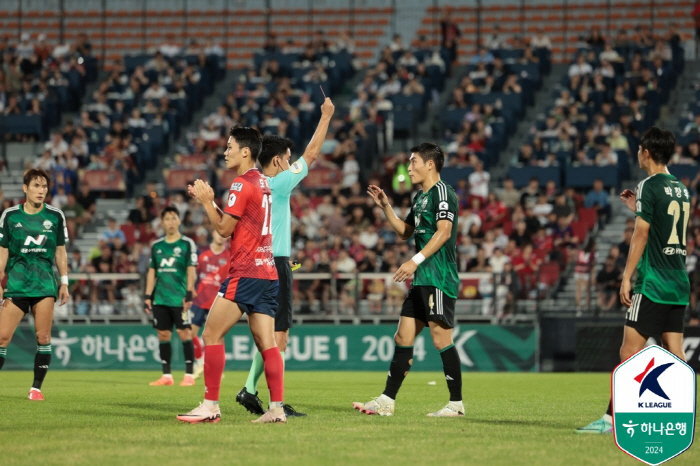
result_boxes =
[1,142,43,200]
[661,60,700,135]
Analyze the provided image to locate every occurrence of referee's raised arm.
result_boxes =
[301,98,335,167]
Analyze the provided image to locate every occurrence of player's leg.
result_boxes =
[0,299,30,371]
[248,311,286,423]
[177,295,242,424]
[174,307,195,386]
[190,305,208,379]
[660,304,687,361]
[30,297,55,400]
[575,276,585,309]
[150,305,175,385]
[425,289,464,418]
[353,287,425,416]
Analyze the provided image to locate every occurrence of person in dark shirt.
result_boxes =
[617,227,633,258]
[76,184,96,222]
[128,196,153,225]
[596,257,621,311]
[510,221,531,247]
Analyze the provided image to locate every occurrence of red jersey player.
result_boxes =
[190,231,229,379]
[178,127,285,424]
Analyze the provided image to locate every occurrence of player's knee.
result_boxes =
[201,327,222,345]
[275,332,288,352]
[177,328,192,340]
[394,332,413,347]
[36,332,51,346]
[0,334,12,346]
[157,330,171,342]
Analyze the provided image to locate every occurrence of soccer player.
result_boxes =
[177,126,285,424]
[353,143,464,417]
[236,97,335,417]
[190,231,230,379]
[144,206,198,387]
[0,168,70,400]
[576,127,690,434]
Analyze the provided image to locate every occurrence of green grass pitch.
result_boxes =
[1,371,698,466]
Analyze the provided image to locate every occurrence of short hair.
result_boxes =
[640,126,675,166]
[23,168,50,188]
[161,205,180,219]
[259,134,294,169]
[229,126,262,161]
[410,142,445,173]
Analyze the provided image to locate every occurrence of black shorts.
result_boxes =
[152,305,191,331]
[401,286,456,328]
[625,293,685,336]
[274,256,293,332]
[6,296,54,314]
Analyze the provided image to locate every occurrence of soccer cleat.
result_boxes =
[149,375,174,386]
[177,402,221,424]
[179,374,195,387]
[28,389,44,401]
[282,404,307,417]
[352,397,395,416]
[575,416,613,434]
[251,409,286,424]
[193,359,204,380]
[236,387,265,415]
[426,401,465,417]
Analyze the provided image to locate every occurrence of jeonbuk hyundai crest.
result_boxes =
[612,345,696,465]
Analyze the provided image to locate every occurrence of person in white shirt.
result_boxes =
[568,54,592,78]
[342,153,360,187]
[468,161,490,201]
[44,133,68,158]
[489,247,511,273]
[595,143,618,166]
[459,207,482,237]
[143,82,167,100]
[531,29,552,49]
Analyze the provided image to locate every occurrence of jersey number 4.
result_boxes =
[667,200,690,245]
[261,194,272,236]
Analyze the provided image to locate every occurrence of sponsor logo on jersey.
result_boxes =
[290,161,303,174]
[231,182,243,192]
[43,220,52,230]
[22,234,48,252]
[160,257,176,268]
[663,247,686,256]
[15,222,22,228]
[219,259,227,266]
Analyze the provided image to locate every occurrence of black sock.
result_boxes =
[440,344,462,402]
[159,342,172,375]
[33,344,52,390]
[0,345,6,370]
[182,340,194,375]
[382,345,413,400]
[606,399,612,416]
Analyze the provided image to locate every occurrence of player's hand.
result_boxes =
[620,189,637,213]
[619,278,633,308]
[183,300,192,312]
[367,185,390,209]
[394,259,418,283]
[321,97,335,118]
[144,299,152,315]
[58,284,69,306]
[187,184,197,199]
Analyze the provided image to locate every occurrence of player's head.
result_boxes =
[408,142,444,184]
[211,230,226,247]
[23,168,50,205]
[225,126,262,170]
[259,134,294,175]
[161,206,181,235]
[638,126,675,169]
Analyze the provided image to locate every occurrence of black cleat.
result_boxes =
[283,404,307,417]
[236,387,264,415]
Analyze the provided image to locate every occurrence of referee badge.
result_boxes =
[290,161,303,174]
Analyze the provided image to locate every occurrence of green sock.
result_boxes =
[0,346,7,370]
[245,351,265,394]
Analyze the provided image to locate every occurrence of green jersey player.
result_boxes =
[144,206,197,387]
[353,143,463,418]
[0,169,70,401]
[577,127,690,434]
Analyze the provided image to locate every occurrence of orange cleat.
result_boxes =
[149,375,174,386]
[179,375,195,387]
[28,389,44,401]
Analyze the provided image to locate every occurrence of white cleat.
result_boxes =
[352,397,395,416]
[427,401,465,417]
[193,359,204,380]
[251,408,287,424]
[176,402,221,423]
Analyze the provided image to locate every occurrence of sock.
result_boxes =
[204,344,225,402]
[182,340,194,375]
[261,347,284,404]
[192,335,203,360]
[281,351,285,372]
[159,342,172,375]
[439,344,462,402]
[606,399,612,416]
[245,350,265,393]
[0,346,6,370]
[382,345,413,400]
[33,344,52,390]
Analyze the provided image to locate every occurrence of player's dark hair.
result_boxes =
[23,168,50,188]
[229,126,262,161]
[161,205,180,219]
[410,142,445,173]
[640,126,675,166]
[259,134,294,169]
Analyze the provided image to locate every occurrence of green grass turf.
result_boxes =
[0,372,698,466]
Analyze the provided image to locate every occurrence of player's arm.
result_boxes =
[620,217,650,307]
[184,265,196,311]
[301,97,335,167]
[144,267,156,315]
[367,185,414,240]
[394,220,452,283]
[54,245,69,306]
[190,179,239,238]
[0,246,7,302]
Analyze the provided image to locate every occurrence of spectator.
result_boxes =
[574,240,596,311]
[468,161,489,203]
[520,177,541,209]
[440,8,461,64]
[531,28,552,50]
[568,54,592,78]
[101,217,127,247]
[595,143,619,167]
[596,256,622,311]
[498,177,521,209]
[584,179,611,227]
[618,228,634,258]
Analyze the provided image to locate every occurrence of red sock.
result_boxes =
[261,347,284,403]
[192,335,203,360]
[203,344,225,402]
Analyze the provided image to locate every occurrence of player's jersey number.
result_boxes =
[262,194,271,236]
[667,200,690,246]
